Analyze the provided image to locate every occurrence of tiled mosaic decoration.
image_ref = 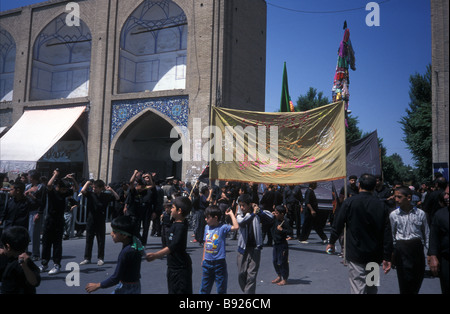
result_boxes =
[111,96,189,141]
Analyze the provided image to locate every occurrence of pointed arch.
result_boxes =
[30,13,92,100]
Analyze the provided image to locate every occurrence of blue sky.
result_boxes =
[1,0,432,166]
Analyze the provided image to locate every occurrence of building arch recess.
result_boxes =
[118,0,188,94]
[30,14,92,101]
[0,27,16,102]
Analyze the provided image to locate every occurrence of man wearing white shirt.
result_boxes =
[390,186,430,294]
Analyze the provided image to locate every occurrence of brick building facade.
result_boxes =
[0,0,267,183]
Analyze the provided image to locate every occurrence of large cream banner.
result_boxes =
[209,101,346,184]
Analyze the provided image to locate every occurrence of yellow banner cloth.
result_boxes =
[209,101,346,184]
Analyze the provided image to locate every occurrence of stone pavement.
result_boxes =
[32,223,442,295]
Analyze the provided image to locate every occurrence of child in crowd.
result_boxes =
[236,194,273,294]
[271,205,292,286]
[200,205,239,294]
[85,215,144,294]
[160,199,172,247]
[0,226,41,294]
[146,196,193,294]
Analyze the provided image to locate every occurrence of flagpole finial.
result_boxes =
[343,20,347,30]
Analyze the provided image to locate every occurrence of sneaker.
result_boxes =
[80,259,91,265]
[97,259,104,266]
[323,239,329,244]
[48,264,60,275]
[39,264,48,273]
[298,240,309,244]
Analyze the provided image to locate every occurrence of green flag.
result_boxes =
[280,62,294,112]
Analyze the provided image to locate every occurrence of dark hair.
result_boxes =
[111,215,138,237]
[435,176,448,190]
[135,179,145,186]
[274,205,286,215]
[173,196,192,217]
[359,173,376,191]
[200,186,209,194]
[94,179,106,189]
[13,181,25,192]
[349,175,357,180]
[55,179,70,189]
[237,194,252,205]
[395,186,412,197]
[1,226,30,253]
[205,205,222,220]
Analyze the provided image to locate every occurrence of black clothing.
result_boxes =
[300,188,328,242]
[283,186,303,237]
[0,196,39,229]
[260,189,283,211]
[429,207,449,260]
[166,220,192,294]
[167,264,192,294]
[167,221,191,269]
[100,243,142,288]
[0,255,41,294]
[330,191,393,264]
[46,189,72,225]
[83,190,116,260]
[393,238,425,294]
[340,184,359,198]
[428,207,449,294]
[423,189,445,223]
[271,217,292,245]
[374,185,391,203]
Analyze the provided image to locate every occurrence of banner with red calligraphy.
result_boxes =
[209,101,346,184]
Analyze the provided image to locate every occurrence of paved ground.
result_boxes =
[32,223,442,295]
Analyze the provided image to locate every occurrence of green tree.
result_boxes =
[399,65,432,182]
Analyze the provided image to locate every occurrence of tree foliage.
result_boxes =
[289,83,430,185]
[399,65,432,182]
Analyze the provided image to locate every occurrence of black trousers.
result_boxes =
[439,256,449,294]
[299,208,328,241]
[286,203,301,238]
[41,220,64,265]
[167,266,193,294]
[84,216,106,260]
[273,242,289,280]
[393,238,425,294]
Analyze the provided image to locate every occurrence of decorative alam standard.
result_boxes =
[332,21,356,127]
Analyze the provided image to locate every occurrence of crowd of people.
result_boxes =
[0,169,448,295]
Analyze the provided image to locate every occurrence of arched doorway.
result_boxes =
[110,109,182,183]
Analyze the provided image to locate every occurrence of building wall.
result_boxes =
[431,0,449,174]
[0,0,267,183]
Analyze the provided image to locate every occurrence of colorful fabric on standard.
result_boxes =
[332,28,355,112]
[209,101,346,185]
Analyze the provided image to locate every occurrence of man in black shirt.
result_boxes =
[80,179,119,266]
[427,186,449,294]
[299,182,328,243]
[0,182,39,230]
[39,170,77,275]
[283,184,303,239]
[327,173,393,294]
